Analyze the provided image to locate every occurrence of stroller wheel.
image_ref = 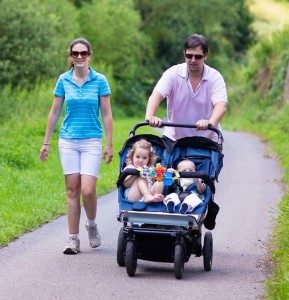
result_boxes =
[125,240,137,277]
[174,243,185,279]
[117,228,127,267]
[203,231,213,271]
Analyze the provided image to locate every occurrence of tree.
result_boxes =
[0,0,79,88]
[79,0,154,115]
[134,0,255,72]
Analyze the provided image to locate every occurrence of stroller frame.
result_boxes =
[116,122,223,279]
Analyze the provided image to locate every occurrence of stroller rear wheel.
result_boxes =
[117,227,127,267]
[174,243,185,279]
[203,231,213,271]
[125,240,137,277]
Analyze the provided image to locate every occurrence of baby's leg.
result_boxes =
[138,178,164,203]
[164,193,180,213]
[126,178,143,202]
[183,193,202,212]
[150,181,164,196]
[164,193,180,206]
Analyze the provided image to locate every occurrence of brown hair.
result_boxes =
[126,139,157,166]
[183,34,208,55]
[68,37,92,68]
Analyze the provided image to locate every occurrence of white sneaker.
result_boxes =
[86,224,101,248]
[63,236,80,255]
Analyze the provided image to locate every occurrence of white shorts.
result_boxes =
[58,138,102,177]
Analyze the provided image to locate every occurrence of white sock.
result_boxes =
[69,233,79,239]
[86,219,96,226]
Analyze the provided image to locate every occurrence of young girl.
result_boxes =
[123,139,164,203]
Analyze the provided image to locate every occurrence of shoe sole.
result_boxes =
[89,241,101,248]
[167,201,175,213]
[63,247,80,255]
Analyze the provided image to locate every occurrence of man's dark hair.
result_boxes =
[184,34,208,55]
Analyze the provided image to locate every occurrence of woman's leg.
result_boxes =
[81,174,101,248]
[81,175,97,220]
[65,174,81,234]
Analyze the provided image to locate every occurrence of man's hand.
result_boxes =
[196,119,211,130]
[146,116,162,127]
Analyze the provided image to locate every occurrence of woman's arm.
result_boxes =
[100,95,113,164]
[39,96,64,161]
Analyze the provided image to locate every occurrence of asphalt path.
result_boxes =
[0,131,284,300]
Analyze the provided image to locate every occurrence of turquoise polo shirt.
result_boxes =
[53,68,111,139]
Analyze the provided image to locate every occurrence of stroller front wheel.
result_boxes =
[125,240,137,277]
[117,227,127,267]
[203,231,213,271]
[174,243,185,279]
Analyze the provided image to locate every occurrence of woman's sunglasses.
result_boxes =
[184,53,204,60]
[70,51,90,59]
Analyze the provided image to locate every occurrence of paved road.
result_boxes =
[0,131,284,300]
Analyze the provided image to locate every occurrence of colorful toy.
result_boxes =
[138,164,179,186]
[153,163,166,182]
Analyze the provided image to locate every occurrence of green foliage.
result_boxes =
[68,0,92,7]
[78,0,154,115]
[0,99,156,245]
[134,0,255,73]
[226,27,289,299]
[0,0,79,88]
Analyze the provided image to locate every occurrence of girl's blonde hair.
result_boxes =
[126,139,157,166]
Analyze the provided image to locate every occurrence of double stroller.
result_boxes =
[116,122,224,279]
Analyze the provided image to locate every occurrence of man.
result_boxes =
[145,33,227,148]
[145,34,227,229]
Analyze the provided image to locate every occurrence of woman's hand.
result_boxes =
[39,144,50,161]
[103,145,113,164]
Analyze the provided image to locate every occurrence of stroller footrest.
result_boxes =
[119,211,198,228]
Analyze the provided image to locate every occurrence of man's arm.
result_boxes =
[145,90,164,127]
[196,101,227,130]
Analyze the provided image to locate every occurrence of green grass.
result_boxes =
[0,115,157,246]
[249,0,289,37]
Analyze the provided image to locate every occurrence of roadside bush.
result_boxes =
[134,0,255,74]
[78,0,154,115]
[0,0,79,89]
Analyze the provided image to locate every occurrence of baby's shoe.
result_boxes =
[179,203,190,214]
[166,200,175,213]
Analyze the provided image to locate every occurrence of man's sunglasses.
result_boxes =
[184,53,204,60]
[70,51,90,58]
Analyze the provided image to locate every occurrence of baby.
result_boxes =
[123,139,164,203]
[164,159,206,214]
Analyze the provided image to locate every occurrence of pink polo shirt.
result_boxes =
[154,63,227,142]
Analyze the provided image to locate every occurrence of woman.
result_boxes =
[40,37,113,254]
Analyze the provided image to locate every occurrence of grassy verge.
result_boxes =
[0,115,157,246]
[224,23,289,298]
[224,106,289,299]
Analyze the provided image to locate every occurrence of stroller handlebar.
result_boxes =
[129,121,224,144]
